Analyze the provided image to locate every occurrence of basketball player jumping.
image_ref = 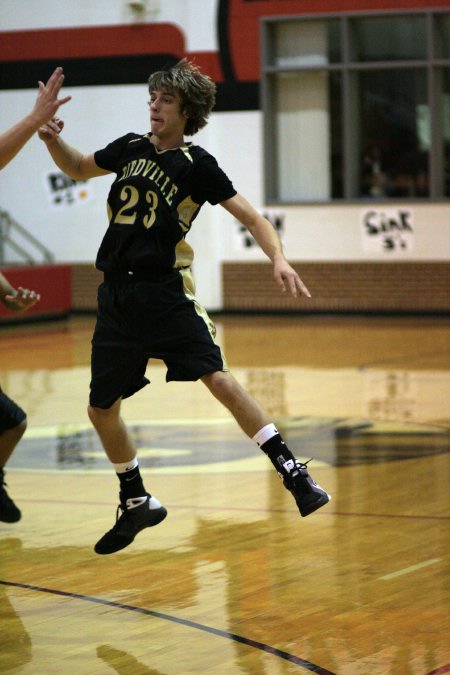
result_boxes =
[38,59,330,554]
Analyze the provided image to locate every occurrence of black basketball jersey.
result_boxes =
[93,133,237,275]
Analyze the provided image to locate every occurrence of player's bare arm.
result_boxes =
[0,67,71,171]
[38,118,111,180]
[221,193,311,298]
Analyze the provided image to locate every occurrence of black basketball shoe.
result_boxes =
[283,460,331,517]
[0,469,21,523]
[94,494,167,555]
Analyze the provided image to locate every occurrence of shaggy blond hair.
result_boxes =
[148,59,216,136]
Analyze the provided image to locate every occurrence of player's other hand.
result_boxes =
[273,256,312,299]
[38,117,65,143]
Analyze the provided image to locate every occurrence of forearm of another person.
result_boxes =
[0,116,46,170]
[0,273,15,302]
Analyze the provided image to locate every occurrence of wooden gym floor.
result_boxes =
[0,313,449,675]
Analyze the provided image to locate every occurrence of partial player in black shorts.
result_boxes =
[0,273,41,522]
[0,389,26,431]
[0,69,68,522]
[40,59,331,555]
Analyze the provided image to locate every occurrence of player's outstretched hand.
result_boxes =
[30,67,71,128]
[3,287,41,312]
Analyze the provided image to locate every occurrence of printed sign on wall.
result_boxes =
[44,171,92,208]
[234,209,285,249]
[360,208,414,253]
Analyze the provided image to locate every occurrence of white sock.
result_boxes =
[252,423,279,447]
[114,458,138,474]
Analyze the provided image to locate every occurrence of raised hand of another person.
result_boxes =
[30,67,72,128]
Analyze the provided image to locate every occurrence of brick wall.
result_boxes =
[222,262,450,313]
[2,262,448,319]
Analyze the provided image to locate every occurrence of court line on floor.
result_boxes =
[0,579,336,675]
[378,558,442,580]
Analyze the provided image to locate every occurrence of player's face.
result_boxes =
[149,89,187,144]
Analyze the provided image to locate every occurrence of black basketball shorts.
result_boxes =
[0,387,26,432]
[89,268,228,409]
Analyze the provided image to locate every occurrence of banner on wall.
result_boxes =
[360,208,414,253]
[43,171,93,208]
[234,209,285,250]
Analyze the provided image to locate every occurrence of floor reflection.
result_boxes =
[96,645,168,675]
[0,315,448,674]
[0,543,32,673]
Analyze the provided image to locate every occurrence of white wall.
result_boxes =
[0,0,217,42]
[0,83,149,261]
[1,0,449,311]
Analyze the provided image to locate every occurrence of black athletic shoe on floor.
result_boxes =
[283,460,331,517]
[0,469,21,523]
[94,494,167,555]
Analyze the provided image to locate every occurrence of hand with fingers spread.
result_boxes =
[29,67,72,129]
[0,67,71,170]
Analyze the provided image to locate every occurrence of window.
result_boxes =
[357,69,428,198]
[350,16,426,61]
[262,10,450,202]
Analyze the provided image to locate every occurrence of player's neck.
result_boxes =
[150,133,185,152]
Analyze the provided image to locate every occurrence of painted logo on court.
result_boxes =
[11,417,450,473]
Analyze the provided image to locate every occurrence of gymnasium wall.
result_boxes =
[0,0,449,315]
[1,260,447,321]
